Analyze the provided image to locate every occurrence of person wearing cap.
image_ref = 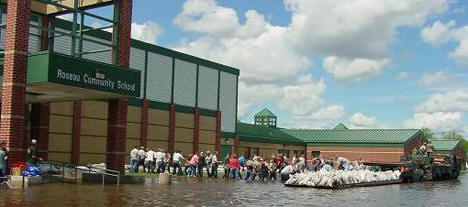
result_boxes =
[26,139,39,167]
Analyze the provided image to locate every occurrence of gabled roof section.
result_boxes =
[430,139,460,152]
[236,123,303,145]
[282,129,421,145]
[254,108,277,118]
[333,123,349,130]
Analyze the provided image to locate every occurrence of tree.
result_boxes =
[421,127,435,142]
[441,130,463,140]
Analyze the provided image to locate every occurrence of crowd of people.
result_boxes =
[129,145,316,182]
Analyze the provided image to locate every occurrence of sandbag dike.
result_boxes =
[284,170,402,189]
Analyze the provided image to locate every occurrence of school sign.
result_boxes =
[27,51,141,97]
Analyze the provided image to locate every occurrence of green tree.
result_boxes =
[421,127,435,142]
[442,130,463,140]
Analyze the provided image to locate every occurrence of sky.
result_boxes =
[84,0,468,136]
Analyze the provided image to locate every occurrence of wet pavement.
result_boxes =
[1,174,467,207]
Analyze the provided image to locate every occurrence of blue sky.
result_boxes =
[89,0,468,135]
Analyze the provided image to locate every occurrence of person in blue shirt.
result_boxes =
[238,155,246,172]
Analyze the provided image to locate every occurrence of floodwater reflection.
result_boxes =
[1,174,467,207]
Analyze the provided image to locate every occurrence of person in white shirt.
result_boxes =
[130,146,139,172]
[145,148,156,173]
[172,151,184,175]
[155,148,166,173]
[298,154,306,172]
[137,146,146,172]
[210,151,219,178]
[280,163,297,182]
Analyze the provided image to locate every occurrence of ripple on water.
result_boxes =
[0,174,467,207]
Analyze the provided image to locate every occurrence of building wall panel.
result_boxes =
[147,52,172,103]
[174,128,193,142]
[148,125,169,141]
[81,101,108,119]
[147,140,169,150]
[197,66,218,110]
[50,102,73,115]
[200,116,216,131]
[306,146,404,163]
[175,112,194,128]
[81,118,107,136]
[219,72,237,132]
[49,152,71,163]
[199,130,215,144]
[148,109,169,125]
[80,136,107,153]
[127,123,141,139]
[198,144,215,153]
[175,142,193,155]
[80,154,106,165]
[173,59,196,107]
[81,35,111,64]
[49,134,72,152]
[127,106,141,123]
[49,115,73,134]
[129,47,146,97]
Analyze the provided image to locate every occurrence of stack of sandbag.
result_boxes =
[285,169,401,187]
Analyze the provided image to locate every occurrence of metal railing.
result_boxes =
[40,160,121,186]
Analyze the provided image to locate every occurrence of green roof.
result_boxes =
[236,123,303,145]
[282,129,421,146]
[333,123,349,130]
[430,139,460,152]
[254,108,277,118]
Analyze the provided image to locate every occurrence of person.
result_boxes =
[223,153,231,179]
[130,145,139,172]
[229,154,240,180]
[164,152,171,173]
[238,155,246,172]
[298,154,306,172]
[172,151,184,175]
[137,146,146,172]
[155,148,166,173]
[337,156,350,170]
[427,141,434,156]
[419,143,427,156]
[145,147,155,173]
[210,151,219,178]
[259,161,269,181]
[188,153,199,177]
[198,152,206,177]
[244,158,254,180]
[206,151,213,177]
[280,163,296,182]
[268,159,277,180]
[0,141,7,177]
[26,139,39,167]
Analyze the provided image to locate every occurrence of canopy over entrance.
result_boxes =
[1,51,141,103]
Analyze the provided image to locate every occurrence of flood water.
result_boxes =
[1,174,467,207]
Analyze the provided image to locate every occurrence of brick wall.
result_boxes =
[0,0,32,169]
[404,135,423,154]
[306,146,405,163]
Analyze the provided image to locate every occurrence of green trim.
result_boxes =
[306,143,404,147]
[221,132,235,139]
[53,18,240,76]
[148,100,170,111]
[26,51,141,96]
[127,97,142,107]
[199,108,217,117]
[240,135,304,145]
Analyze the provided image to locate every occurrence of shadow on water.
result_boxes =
[1,175,467,207]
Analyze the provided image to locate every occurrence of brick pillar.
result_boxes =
[71,102,82,165]
[234,133,240,155]
[0,0,32,171]
[140,99,149,147]
[106,0,133,172]
[168,104,176,153]
[215,111,221,152]
[106,100,128,171]
[30,103,50,160]
[193,108,200,154]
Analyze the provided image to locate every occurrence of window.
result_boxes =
[312,151,320,158]
[245,147,251,158]
[252,147,260,156]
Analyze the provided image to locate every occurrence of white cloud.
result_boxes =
[421,20,456,45]
[415,89,468,113]
[322,56,389,81]
[348,112,378,128]
[304,105,345,120]
[396,72,411,81]
[403,112,463,132]
[421,20,468,65]
[173,0,450,126]
[418,69,455,87]
[131,22,163,44]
